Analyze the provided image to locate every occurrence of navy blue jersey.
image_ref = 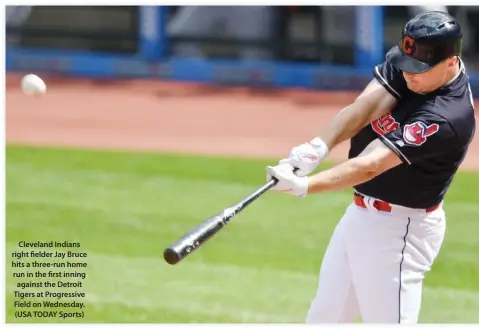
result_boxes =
[350,59,476,208]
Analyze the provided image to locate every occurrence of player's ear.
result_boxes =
[448,56,458,68]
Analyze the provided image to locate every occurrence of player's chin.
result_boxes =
[405,80,425,93]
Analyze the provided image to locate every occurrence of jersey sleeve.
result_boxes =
[373,60,408,100]
[378,111,459,165]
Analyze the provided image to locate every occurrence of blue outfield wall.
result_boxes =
[4,6,378,92]
[7,46,479,95]
[5,6,479,96]
[6,46,374,90]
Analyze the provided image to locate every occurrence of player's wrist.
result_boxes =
[308,137,330,161]
[295,176,309,197]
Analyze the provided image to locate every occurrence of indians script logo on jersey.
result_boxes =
[403,122,439,146]
[371,114,400,136]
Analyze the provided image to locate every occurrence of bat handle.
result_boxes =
[270,166,300,181]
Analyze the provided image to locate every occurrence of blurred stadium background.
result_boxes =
[5,5,479,323]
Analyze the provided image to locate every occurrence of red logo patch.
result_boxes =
[402,36,415,55]
[371,114,400,136]
[403,122,439,146]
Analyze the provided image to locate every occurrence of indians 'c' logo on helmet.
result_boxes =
[402,36,415,55]
[403,122,439,146]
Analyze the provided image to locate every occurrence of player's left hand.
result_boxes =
[278,138,329,177]
[266,163,309,197]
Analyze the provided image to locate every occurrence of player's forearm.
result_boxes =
[306,138,401,194]
[305,100,376,166]
[306,157,377,194]
[314,80,395,151]
[317,100,375,150]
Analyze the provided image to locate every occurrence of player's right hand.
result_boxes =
[266,163,309,197]
[279,138,329,177]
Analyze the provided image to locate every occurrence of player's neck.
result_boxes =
[442,61,461,87]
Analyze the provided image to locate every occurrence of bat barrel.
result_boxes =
[163,247,181,265]
[163,213,230,265]
[163,170,294,265]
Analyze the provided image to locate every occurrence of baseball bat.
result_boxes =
[163,168,298,265]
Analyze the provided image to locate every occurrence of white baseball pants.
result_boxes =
[306,194,446,323]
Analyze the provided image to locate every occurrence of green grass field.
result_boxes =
[6,145,479,323]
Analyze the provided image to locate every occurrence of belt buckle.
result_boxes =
[363,196,380,212]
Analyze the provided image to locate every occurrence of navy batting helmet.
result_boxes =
[386,11,462,73]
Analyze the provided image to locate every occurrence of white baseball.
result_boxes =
[21,74,47,96]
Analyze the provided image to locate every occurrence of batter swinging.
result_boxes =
[266,11,475,323]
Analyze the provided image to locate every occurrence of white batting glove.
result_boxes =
[279,137,330,177]
[266,164,309,197]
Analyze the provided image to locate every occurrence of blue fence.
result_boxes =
[6,6,479,95]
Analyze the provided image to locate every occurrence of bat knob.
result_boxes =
[163,248,181,265]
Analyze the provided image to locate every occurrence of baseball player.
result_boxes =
[266,11,475,323]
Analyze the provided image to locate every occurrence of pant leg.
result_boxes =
[343,205,446,323]
[395,209,446,323]
[306,205,360,323]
